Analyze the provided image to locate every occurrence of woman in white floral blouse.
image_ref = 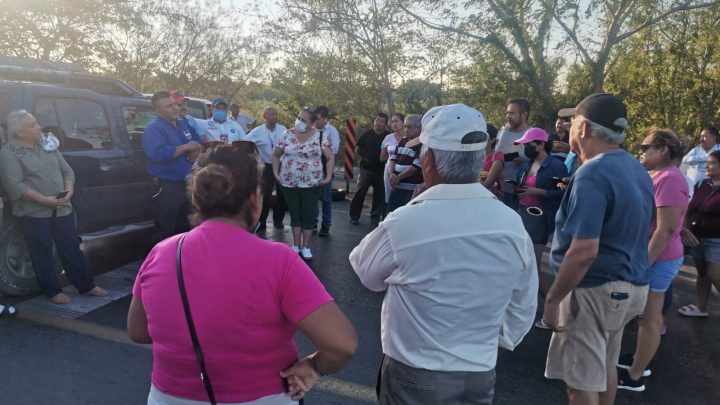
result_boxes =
[272,108,334,261]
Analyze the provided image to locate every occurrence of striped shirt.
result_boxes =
[390,137,423,190]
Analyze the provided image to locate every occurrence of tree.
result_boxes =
[399,0,719,123]
[270,0,422,115]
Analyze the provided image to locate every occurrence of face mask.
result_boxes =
[294,119,307,132]
[40,132,60,152]
[524,144,539,159]
[213,110,227,122]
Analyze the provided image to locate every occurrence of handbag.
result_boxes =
[176,233,217,405]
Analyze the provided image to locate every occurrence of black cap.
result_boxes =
[558,93,628,133]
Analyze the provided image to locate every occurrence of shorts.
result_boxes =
[282,186,321,230]
[688,237,720,263]
[148,384,296,404]
[545,281,648,392]
[649,257,683,292]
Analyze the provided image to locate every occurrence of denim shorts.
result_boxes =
[649,257,684,292]
[687,237,720,264]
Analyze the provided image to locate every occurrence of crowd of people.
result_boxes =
[1,88,719,405]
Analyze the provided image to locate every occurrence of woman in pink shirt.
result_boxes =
[617,129,688,392]
[128,145,357,404]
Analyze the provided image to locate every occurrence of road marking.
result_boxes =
[18,307,377,403]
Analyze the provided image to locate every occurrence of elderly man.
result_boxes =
[350,104,538,404]
[196,98,246,143]
[246,106,288,231]
[0,110,108,304]
[142,91,203,243]
[543,94,654,405]
[385,114,422,214]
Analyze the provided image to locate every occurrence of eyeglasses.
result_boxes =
[639,144,654,153]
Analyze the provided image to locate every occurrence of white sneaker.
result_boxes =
[291,245,301,254]
[300,247,313,261]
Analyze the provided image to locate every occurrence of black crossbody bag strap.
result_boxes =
[176,233,217,405]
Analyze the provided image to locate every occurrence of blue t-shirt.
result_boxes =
[550,150,654,287]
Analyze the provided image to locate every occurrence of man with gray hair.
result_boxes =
[543,93,653,405]
[0,110,108,304]
[350,104,538,404]
[386,114,423,213]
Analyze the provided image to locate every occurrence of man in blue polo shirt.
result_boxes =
[142,91,203,243]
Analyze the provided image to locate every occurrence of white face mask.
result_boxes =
[40,132,60,152]
[294,119,307,132]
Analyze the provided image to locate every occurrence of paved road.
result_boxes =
[1,198,719,404]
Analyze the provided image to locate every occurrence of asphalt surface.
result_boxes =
[1,197,719,404]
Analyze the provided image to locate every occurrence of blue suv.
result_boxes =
[0,57,170,296]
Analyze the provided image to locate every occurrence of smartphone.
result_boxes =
[505,180,519,186]
[552,177,569,184]
[56,191,69,199]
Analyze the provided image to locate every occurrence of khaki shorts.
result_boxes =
[545,280,648,392]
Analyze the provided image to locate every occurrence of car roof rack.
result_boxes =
[0,56,144,98]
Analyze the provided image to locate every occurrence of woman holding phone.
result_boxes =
[512,128,568,295]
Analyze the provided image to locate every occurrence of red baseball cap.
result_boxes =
[170,90,189,103]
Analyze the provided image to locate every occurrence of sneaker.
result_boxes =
[617,353,652,377]
[349,218,359,225]
[534,319,552,330]
[291,245,301,254]
[49,293,71,304]
[318,226,330,237]
[617,367,646,392]
[85,286,109,297]
[301,247,313,261]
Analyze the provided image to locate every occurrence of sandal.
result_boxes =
[678,304,708,318]
[0,304,17,317]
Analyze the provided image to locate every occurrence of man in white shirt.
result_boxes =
[313,106,340,237]
[195,98,246,143]
[247,106,288,231]
[230,102,257,133]
[350,103,538,405]
[682,126,720,184]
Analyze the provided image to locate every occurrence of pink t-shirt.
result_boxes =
[132,220,333,403]
[519,175,541,207]
[650,165,689,262]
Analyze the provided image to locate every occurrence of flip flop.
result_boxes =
[678,304,709,318]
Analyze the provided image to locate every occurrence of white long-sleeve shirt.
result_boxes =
[349,183,538,372]
[682,144,720,184]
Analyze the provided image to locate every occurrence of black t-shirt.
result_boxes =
[356,128,390,172]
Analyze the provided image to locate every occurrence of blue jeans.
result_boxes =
[19,214,95,297]
[386,189,414,214]
[315,182,332,228]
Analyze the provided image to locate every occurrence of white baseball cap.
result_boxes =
[419,104,488,151]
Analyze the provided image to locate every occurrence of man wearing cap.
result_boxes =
[142,91,203,243]
[246,106,288,231]
[350,104,538,404]
[496,98,531,210]
[229,102,257,133]
[543,93,653,405]
[196,98,246,143]
[170,90,199,131]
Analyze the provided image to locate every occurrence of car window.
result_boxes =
[122,105,155,149]
[54,99,112,150]
[187,99,207,120]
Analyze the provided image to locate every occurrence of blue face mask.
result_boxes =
[213,110,227,122]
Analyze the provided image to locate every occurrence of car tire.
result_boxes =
[0,217,63,296]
